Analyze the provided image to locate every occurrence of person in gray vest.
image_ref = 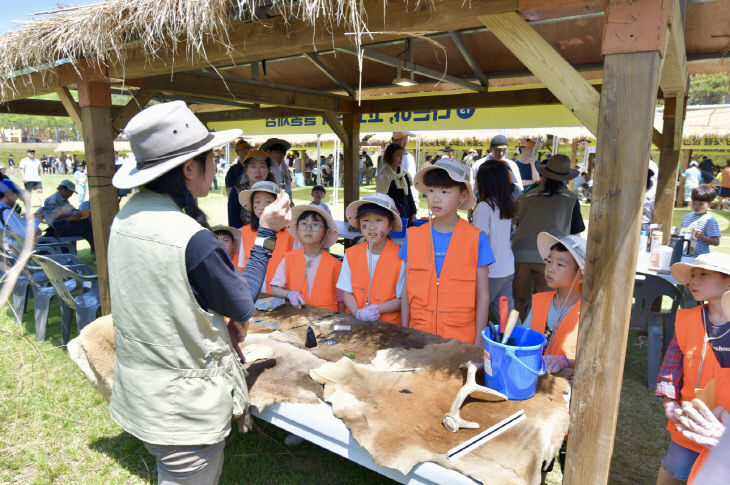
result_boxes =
[109,101,291,485]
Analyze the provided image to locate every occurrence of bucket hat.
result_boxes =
[671,253,730,285]
[113,101,241,189]
[58,180,77,193]
[287,205,338,249]
[238,181,280,212]
[537,232,587,271]
[345,193,402,232]
[413,158,476,210]
[261,138,291,153]
[535,154,578,181]
[210,224,241,241]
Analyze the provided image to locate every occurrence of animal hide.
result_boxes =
[310,341,571,485]
[67,315,115,402]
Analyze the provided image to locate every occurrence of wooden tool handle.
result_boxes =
[501,310,520,344]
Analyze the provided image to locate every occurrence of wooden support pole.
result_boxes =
[653,97,684,243]
[111,89,159,135]
[56,87,83,138]
[77,81,119,315]
[323,112,347,143]
[341,113,361,209]
[563,51,662,485]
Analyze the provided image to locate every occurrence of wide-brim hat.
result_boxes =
[238,181,280,212]
[537,232,587,271]
[261,138,291,153]
[535,154,579,181]
[345,193,402,232]
[287,205,338,249]
[113,101,241,189]
[414,159,476,210]
[210,224,241,241]
[671,253,730,285]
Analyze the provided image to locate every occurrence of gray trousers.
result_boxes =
[144,440,225,485]
[488,274,519,326]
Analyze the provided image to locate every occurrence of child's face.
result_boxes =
[245,158,269,183]
[691,199,709,214]
[252,191,276,218]
[544,249,582,290]
[358,211,391,245]
[425,185,466,218]
[217,234,235,257]
[297,214,325,245]
[312,190,324,203]
[687,268,730,302]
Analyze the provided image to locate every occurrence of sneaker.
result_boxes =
[283,434,305,446]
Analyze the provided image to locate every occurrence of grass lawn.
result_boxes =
[2,173,719,484]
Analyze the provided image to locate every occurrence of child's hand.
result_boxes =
[286,290,305,309]
[355,304,380,321]
[694,230,703,240]
[544,354,569,373]
[676,400,727,448]
[664,399,682,423]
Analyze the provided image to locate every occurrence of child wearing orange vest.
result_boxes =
[655,253,730,485]
[236,181,295,293]
[210,225,241,261]
[337,193,405,324]
[269,205,344,311]
[524,232,586,374]
[399,159,495,346]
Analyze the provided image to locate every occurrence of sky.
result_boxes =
[0,1,98,34]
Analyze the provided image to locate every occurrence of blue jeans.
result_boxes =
[661,441,699,481]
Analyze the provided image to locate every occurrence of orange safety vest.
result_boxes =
[232,225,257,271]
[688,369,730,484]
[667,305,725,453]
[284,248,342,311]
[530,291,581,364]
[265,230,295,294]
[405,218,480,343]
[345,238,402,325]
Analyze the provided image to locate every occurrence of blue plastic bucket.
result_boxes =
[412,218,429,227]
[482,325,546,400]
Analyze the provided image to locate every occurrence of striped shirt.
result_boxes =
[681,212,721,255]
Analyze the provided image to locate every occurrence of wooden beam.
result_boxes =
[77,81,119,315]
[659,0,688,96]
[0,99,75,117]
[336,47,485,93]
[323,112,347,142]
[55,87,83,137]
[144,73,350,112]
[449,31,488,86]
[111,88,159,134]
[197,107,320,123]
[563,51,662,485]
[653,96,683,244]
[304,53,356,97]
[479,11,600,134]
[342,113,361,209]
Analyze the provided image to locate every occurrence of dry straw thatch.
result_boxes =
[0,0,435,100]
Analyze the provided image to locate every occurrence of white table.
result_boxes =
[251,401,478,485]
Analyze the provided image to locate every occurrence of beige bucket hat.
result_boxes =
[413,158,476,210]
[287,205,339,249]
[238,180,280,212]
[671,252,730,285]
[210,225,241,241]
[537,232,587,271]
[345,193,402,232]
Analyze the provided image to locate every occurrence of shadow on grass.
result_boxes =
[89,433,155,483]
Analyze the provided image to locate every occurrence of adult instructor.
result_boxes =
[108,101,290,484]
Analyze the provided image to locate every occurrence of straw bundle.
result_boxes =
[0,0,434,100]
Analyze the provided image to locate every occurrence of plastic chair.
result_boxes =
[33,255,99,346]
[631,272,681,389]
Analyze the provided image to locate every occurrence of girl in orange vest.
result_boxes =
[525,232,586,374]
[337,193,405,324]
[210,225,241,261]
[236,181,295,292]
[655,253,730,485]
[269,205,344,311]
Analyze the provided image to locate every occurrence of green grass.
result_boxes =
[0,173,683,484]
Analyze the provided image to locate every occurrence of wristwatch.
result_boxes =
[254,236,277,251]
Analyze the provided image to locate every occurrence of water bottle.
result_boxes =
[638,230,648,262]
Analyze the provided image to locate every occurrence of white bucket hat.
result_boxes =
[537,232,587,271]
[345,193,402,232]
[287,205,339,249]
[238,181,280,212]
[413,159,476,210]
[113,101,241,189]
[671,252,730,285]
[210,225,241,241]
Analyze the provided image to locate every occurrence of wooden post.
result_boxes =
[342,113,361,209]
[569,139,579,191]
[563,51,662,485]
[653,97,684,243]
[77,80,119,315]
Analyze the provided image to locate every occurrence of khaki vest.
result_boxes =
[108,190,248,445]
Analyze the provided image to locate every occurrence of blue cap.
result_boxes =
[0,180,21,194]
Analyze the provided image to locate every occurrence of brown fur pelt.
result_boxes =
[67,315,116,402]
[311,341,571,485]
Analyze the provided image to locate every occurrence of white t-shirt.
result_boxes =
[309,201,331,215]
[336,251,406,298]
[401,152,418,199]
[472,155,524,194]
[472,200,515,278]
[19,157,41,181]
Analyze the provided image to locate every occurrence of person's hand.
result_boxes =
[287,290,305,309]
[664,399,682,423]
[259,192,292,232]
[675,400,728,448]
[694,230,704,241]
[544,354,569,373]
[355,304,380,321]
[227,319,249,363]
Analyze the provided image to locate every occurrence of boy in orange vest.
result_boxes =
[524,232,586,374]
[655,253,730,485]
[338,193,404,324]
[399,159,495,346]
